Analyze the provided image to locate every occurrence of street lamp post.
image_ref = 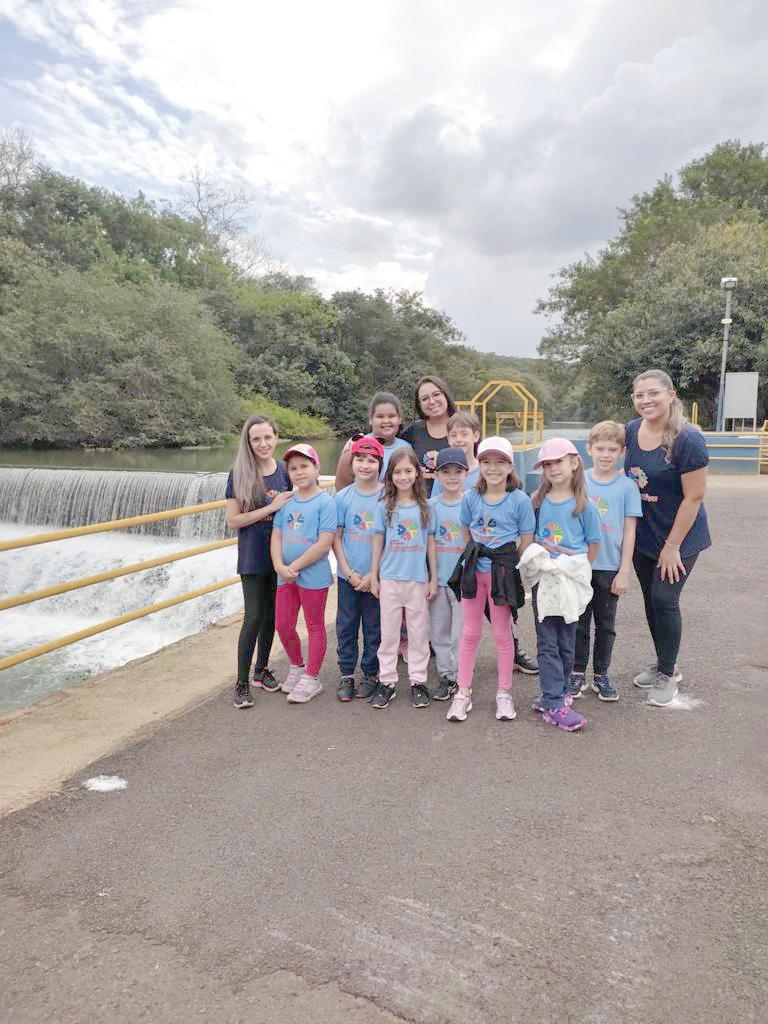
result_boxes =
[715,277,737,432]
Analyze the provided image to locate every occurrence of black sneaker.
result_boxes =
[411,683,432,708]
[566,671,587,700]
[357,675,379,700]
[514,642,539,675]
[253,667,280,693]
[233,681,254,709]
[431,676,457,701]
[337,676,356,702]
[591,674,619,701]
[370,684,396,709]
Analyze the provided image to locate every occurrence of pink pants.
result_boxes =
[378,579,430,684]
[275,583,329,677]
[457,571,514,691]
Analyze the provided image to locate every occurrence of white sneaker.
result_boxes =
[281,664,305,694]
[495,691,516,721]
[447,691,472,722]
[287,674,324,703]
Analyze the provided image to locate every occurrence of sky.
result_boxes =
[2,0,768,356]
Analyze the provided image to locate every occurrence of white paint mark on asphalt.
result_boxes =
[668,694,703,711]
[82,775,128,792]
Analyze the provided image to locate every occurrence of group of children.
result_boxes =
[228,404,647,734]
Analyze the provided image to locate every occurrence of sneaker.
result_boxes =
[633,663,682,689]
[646,673,678,707]
[541,704,586,732]
[495,691,516,721]
[253,667,280,692]
[531,696,545,713]
[370,684,396,709]
[566,672,587,699]
[337,676,356,702]
[233,681,254,709]
[447,691,472,722]
[357,675,379,701]
[411,683,431,708]
[287,674,323,704]
[532,694,574,712]
[431,676,457,701]
[514,644,539,674]
[281,664,305,694]
[592,674,619,702]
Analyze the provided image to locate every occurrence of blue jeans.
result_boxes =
[533,585,576,710]
[336,577,381,678]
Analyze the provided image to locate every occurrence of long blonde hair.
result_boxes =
[232,415,279,511]
[381,448,430,527]
[633,369,687,461]
[532,455,589,516]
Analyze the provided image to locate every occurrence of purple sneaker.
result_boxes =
[533,694,573,712]
[541,704,586,732]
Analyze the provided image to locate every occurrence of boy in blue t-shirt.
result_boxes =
[570,422,642,702]
[333,437,384,702]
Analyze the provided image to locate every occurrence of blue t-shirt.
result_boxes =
[374,500,435,583]
[460,488,536,573]
[431,465,481,499]
[225,463,290,575]
[624,419,711,559]
[585,471,643,571]
[430,496,465,587]
[273,490,337,589]
[378,436,412,480]
[335,484,382,579]
[535,495,602,558]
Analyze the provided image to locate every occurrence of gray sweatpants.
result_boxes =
[429,585,463,681]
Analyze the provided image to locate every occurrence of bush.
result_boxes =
[238,393,334,439]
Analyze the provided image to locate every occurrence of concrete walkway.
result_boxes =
[0,476,766,1024]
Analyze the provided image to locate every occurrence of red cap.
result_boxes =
[351,436,385,460]
[283,443,320,466]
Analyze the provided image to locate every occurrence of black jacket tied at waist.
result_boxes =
[447,540,525,608]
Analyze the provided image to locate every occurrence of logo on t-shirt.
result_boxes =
[591,496,609,517]
[423,450,438,471]
[477,515,497,537]
[286,512,305,532]
[540,522,564,546]
[266,489,279,499]
[629,467,648,489]
[396,518,420,541]
[353,510,374,531]
[439,520,461,543]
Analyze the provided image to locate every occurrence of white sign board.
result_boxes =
[723,372,759,425]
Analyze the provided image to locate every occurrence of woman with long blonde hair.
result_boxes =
[225,415,292,709]
[625,370,710,707]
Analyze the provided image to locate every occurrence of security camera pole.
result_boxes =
[716,277,737,432]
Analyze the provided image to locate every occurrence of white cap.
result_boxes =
[477,436,515,464]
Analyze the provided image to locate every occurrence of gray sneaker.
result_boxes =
[647,673,678,707]
[633,663,682,689]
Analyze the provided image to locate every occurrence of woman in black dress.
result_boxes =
[401,375,457,497]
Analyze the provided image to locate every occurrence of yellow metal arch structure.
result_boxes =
[456,380,542,447]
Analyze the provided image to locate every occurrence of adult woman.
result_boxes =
[625,370,710,707]
[401,376,457,496]
[225,415,293,709]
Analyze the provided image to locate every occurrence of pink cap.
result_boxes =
[477,436,515,464]
[283,443,320,466]
[533,437,580,470]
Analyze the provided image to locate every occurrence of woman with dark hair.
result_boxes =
[625,369,710,708]
[225,415,292,709]
[401,376,457,496]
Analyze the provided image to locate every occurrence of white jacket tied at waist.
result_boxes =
[518,543,593,624]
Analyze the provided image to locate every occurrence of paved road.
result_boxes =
[1,477,767,1024]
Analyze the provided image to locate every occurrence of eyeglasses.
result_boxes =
[420,391,445,403]
[631,389,667,400]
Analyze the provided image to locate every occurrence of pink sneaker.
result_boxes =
[447,691,472,722]
[281,664,305,694]
[541,704,586,732]
[495,691,516,721]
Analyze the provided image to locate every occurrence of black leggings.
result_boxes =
[633,551,698,677]
[237,572,277,683]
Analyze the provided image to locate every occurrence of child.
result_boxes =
[333,437,385,702]
[523,438,602,732]
[225,415,293,710]
[334,392,412,489]
[370,449,437,709]
[270,444,337,703]
[430,411,480,498]
[569,422,642,702]
[429,447,469,700]
[447,437,535,723]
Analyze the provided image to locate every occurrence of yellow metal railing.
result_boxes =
[1,484,334,673]
[690,401,699,426]
[457,380,541,448]
[759,419,768,473]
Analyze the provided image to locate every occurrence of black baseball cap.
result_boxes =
[435,447,469,471]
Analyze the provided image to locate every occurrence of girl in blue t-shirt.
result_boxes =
[333,392,413,489]
[530,438,602,732]
[270,444,337,705]
[226,415,292,710]
[370,449,437,709]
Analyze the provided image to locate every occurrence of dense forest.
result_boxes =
[0,128,552,447]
